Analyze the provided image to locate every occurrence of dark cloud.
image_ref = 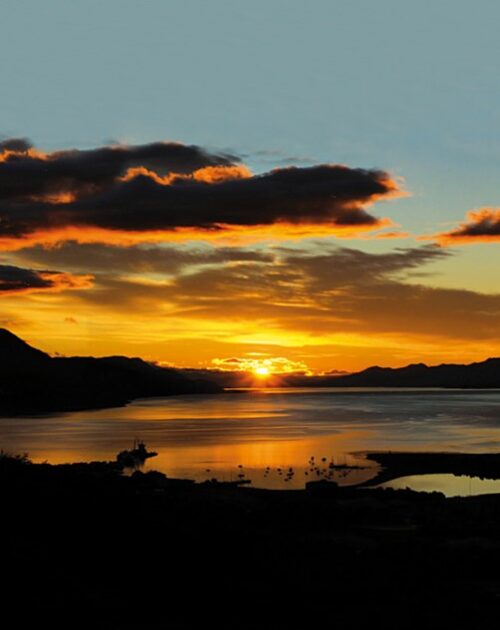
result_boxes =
[0,137,32,152]
[64,165,395,231]
[432,208,500,244]
[0,264,93,295]
[0,138,401,244]
[0,138,239,203]
[0,265,54,292]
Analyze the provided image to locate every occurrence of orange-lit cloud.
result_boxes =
[0,137,237,200]
[430,208,500,244]
[370,230,411,240]
[0,264,93,296]
[212,355,311,375]
[15,236,498,361]
[0,137,405,249]
[0,220,401,252]
[40,241,500,349]
[120,164,253,185]
[0,137,49,163]
[11,137,493,374]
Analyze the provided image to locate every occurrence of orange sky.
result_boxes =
[1,139,500,374]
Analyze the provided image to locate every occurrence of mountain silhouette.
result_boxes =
[0,328,51,370]
[283,358,500,388]
[0,329,221,415]
[2,328,499,415]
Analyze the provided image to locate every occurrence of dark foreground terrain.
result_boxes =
[3,453,500,627]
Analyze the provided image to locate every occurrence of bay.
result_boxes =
[2,387,500,493]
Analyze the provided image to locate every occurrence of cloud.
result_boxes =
[10,239,498,370]
[47,164,399,230]
[0,137,32,152]
[211,356,310,374]
[430,208,500,244]
[0,138,238,202]
[149,245,497,342]
[0,264,93,295]
[0,138,404,248]
[12,242,275,275]
[59,242,500,344]
[275,244,450,286]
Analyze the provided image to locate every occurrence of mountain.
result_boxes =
[177,359,500,389]
[0,328,51,370]
[282,358,500,388]
[2,328,499,415]
[0,329,221,415]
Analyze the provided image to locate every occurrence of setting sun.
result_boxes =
[254,366,270,377]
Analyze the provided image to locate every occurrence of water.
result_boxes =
[2,387,500,493]
[379,474,500,497]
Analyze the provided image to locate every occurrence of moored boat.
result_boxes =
[116,440,158,468]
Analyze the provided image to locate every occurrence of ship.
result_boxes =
[116,440,158,468]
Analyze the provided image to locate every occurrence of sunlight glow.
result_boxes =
[254,366,271,377]
[212,356,310,375]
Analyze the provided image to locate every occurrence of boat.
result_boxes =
[116,440,158,468]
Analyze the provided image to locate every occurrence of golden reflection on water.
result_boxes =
[3,388,500,491]
[25,434,377,490]
[138,434,377,489]
[380,474,500,498]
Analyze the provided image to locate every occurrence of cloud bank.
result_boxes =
[21,241,499,344]
[0,138,403,249]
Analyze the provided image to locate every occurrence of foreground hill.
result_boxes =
[0,329,220,415]
[3,452,500,624]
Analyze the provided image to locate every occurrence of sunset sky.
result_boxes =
[1,0,499,373]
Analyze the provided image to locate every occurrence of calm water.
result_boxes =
[2,387,500,494]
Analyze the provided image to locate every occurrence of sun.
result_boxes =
[254,366,270,377]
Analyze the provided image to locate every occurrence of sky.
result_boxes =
[0,0,499,373]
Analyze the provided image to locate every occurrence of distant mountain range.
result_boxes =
[0,329,220,415]
[1,329,499,415]
[187,359,500,389]
[280,359,500,389]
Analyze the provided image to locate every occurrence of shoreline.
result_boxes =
[6,446,500,494]
[6,447,500,493]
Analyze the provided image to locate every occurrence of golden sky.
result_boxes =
[1,139,500,374]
